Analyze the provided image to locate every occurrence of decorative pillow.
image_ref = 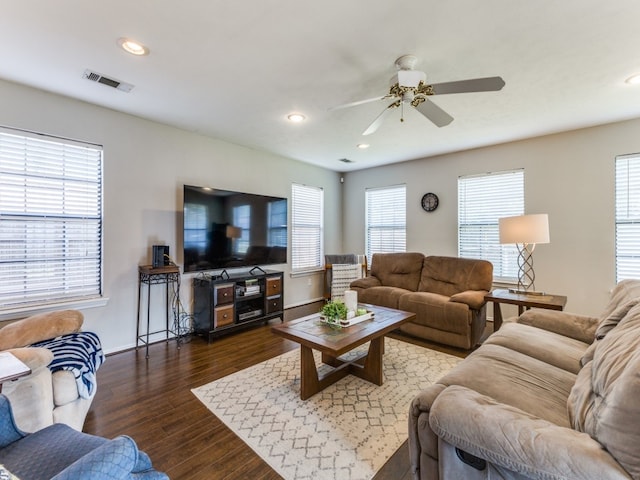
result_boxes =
[0,310,83,350]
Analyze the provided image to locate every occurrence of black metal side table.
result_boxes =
[136,265,181,358]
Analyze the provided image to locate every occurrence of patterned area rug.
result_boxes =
[192,337,461,480]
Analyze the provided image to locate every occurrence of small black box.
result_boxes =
[152,245,170,268]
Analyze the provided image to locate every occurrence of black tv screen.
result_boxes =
[183,185,288,272]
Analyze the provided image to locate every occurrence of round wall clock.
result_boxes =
[421,192,439,212]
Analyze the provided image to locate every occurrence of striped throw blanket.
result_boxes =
[33,332,105,399]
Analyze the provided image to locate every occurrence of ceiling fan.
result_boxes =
[331,54,505,136]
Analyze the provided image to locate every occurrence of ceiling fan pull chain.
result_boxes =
[401,100,405,123]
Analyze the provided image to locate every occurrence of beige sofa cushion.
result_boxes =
[369,252,424,291]
[437,343,575,427]
[598,279,640,321]
[418,256,493,296]
[52,370,81,406]
[595,298,640,340]
[485,322,588,374]
[568,302,640,479]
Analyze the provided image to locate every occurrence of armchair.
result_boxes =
[0,394,168,479]
[0,310,103,432]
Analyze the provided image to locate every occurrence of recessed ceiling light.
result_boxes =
[357,143,370,149]
[117,37,149,56]
[625,73,640,85]
[287,113,306,123]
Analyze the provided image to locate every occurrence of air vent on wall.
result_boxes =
[82,69,134,92]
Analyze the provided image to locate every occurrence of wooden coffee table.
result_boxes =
[271,304,415,400]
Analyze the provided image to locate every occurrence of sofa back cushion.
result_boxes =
[568,302,640,478]
[598,279,640,323]
[418,256,493,297]
[370,252,425,291]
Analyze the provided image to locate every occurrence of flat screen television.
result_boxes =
[183,185,288,272]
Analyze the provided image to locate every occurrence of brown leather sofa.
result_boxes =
[349,253,493,349]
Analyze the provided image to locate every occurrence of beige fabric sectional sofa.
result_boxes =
[349,252,493,349]
[409,279,640,480]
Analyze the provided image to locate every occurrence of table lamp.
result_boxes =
[499,213,550,295]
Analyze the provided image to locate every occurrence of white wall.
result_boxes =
[342,118,640,317]
[0,79,341,353]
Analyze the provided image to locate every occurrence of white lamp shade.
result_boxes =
[499,214,550,245]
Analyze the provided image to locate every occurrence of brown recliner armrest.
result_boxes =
[350,276,381,289]
[0,310,84,350]
[449,290,489,310]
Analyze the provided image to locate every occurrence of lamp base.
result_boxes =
[508,288,546,296]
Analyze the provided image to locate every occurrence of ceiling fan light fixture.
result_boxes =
[625,73,640,85]
[117,37,149,56]
[287,113,306,123]
[395,69,426,88]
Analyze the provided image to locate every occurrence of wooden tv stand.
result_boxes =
[193,269,284,342]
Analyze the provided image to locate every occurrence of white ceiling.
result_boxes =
[2,1,640,172]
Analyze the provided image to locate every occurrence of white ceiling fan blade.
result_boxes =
[414,99,454,128]
[329,94,392,111]
[363,102,399,136]
[430,76,505,95]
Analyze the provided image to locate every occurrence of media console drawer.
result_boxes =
[266,296,282,314]
[214,304,235,328]
[266,276,282,295]
[215,284,234,305]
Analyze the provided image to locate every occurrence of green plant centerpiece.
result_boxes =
[321,300,348,328]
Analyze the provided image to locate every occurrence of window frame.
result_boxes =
[365,184,407,263]
[291,183,324,273]
[615,153,640,282]
[0,126,105,317]
[458,169,524,283]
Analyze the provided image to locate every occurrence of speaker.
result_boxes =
[152,245,170,268]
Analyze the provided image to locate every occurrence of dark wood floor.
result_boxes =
[84,303,477,480]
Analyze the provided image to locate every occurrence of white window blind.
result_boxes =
[0,128,103,309]
[458,170,524,282]
[615,154,640,281]
[366,185,406,261]
[291,183,323,271]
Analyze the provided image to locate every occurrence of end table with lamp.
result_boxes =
[485,289,567,331]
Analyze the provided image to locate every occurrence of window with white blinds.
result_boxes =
[458,170,524,282]
[365,185,406,262]
[615,154,640,281]
[291,183,323,271]
[0,128,103,309]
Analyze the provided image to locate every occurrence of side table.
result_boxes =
[485,289,567,331]
[0,352,31,393]
[136,265,181,358]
